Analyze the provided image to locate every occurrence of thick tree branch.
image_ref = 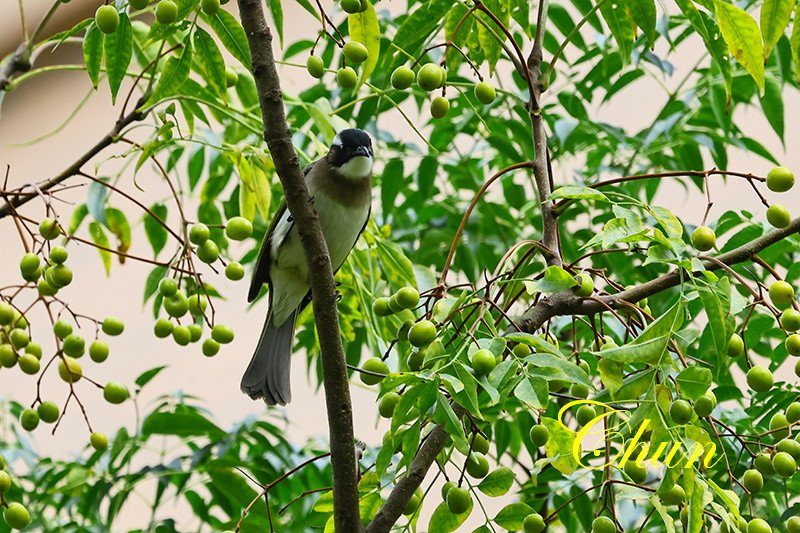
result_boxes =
[517,217,800,332]
[0,104,146,219]
[235,1,362,531]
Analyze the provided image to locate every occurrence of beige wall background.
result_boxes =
[1,1,799,531]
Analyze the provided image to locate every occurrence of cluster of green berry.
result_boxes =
[95,0,230,34]
[0,455,30,530]
[20,219,73,297]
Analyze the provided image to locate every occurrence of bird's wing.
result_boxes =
[247,160,319,303]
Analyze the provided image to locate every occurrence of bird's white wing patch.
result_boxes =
[270,208,294,258]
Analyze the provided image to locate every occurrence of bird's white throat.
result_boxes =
[337,156,373,180]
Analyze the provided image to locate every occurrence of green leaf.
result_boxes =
[477,0,509,74]
[792,5,800,82]
[135,365,167,388]
[393,0,452,54]
[428,499,473,532]
[348,0,381,89]
[105,207,132,254]
[541,417,579,475]
[759,73,784,141]
[83,25,104,89]
[68,204,89,234]
[760,0,793,58]
[477,466,515,496]
[144,203,168,257]
[103,12,133,103]
[193,27,226,95]
[549,185,608,201]
[87,178,108,225]
[525,352,592,387]
[676,366,712,400]
[525,265,578,294]
[598,358,623,396]
[141,410,225,439]
[629,0,657,46]
[147,40,193,106]
[513,375,549,409]
[268,0,284,47]
[493,502,534,530]
[204,10,251,69]
[697,279,731,361]
[143,265,167,304]
[88,221,112,275]
[714,0,765,92]
[597,0,636,62]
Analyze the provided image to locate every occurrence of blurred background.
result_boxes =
[1,0,799,530]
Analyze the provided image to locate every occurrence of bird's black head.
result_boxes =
[328,128,374,179]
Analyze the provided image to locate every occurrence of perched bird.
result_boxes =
[241,128,374,405]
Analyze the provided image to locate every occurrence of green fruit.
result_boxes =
[549,379,569,393]
[659,484,685,505]
[49,246,68,264]
[592,516,617,533]
[391,66,415,89]
[172,325,192,346]
[378,392,400,418]
[465,452,489,478]
[787,334,800,356]
[39,217,60,239]
[769,280,795,307]
[89,340,109,363]
[37,401,60,423]
[397,319,414,341]
[21,265,41,282]
[407,349,424,371]
[430,96,450,119]
[474,81,497,104]
[20,408,39,431]
[188,324,202,342]
[471,433,490,454]
[19,253,40,277]
[0,471,10,493]
[624,460,647,484]
[781,309,800,331]
[196,240,220,263]
[341,0,362,13]
[747,365,773,392]
[306,56,325,78]
[787,401,800,423]
[576,404,599,426]
[570,383,590,399]
[787,516,800,533]
[164,292,189,317]
[523,512,546,533]
[188,294,208,316]
[24,343,42,359]
[225,262,245,281]
[95,5,120,33]
[0,345,16,368]
[670,399,692,424]
[742,468,763,493]
[154,318,174,338]
[102,317,125,336]
[343,41,369,63]
[530,424,549,446]
[53,320,72,339]
[200,0,220,15]
[772,451,796,476]
[441,481,456,500]
[747,518,772,533]
[3,502,31,530]
[62,334,85,357]
[512,344,532,358]
[372,297,392,317]
[387,295,405,313]
[159,278,178,297]
[37,279,57,296]
[471,349,496,376]
[446,487,471,514]
[225,66,238,87]
[0,303,13,325]
[766,204,791,228]
[417,63,444,91]
[573,272,594,297]
[189,223,210,244]
[403,488,422,516]
[691,225,716,251]
[766,166,795,192]
[9,329,29,349]
[694,392,716,417]
[360,357,388,385]
[90,431,109,451]
[727,333,744,356]
[103,382,130,404]
[155,0,178,23]
[337,67,358,89]
[202,338,220,356]
[225,217,253,241]
[754,452,775,475]
[408,320,436,347]
[211,324,234,344]
[18,354,40,374]
[130,0,149,9]
[776,438,800,460]
[394,287,420,309]
[49,264,73,288]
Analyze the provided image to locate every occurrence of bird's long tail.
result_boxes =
[240,309,298,405]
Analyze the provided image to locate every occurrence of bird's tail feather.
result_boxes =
[240,309,298,405]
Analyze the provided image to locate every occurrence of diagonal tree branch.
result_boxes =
[234,1,362,531]
[517,217,800,332]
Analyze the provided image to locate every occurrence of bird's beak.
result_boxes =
[354,146,371,157]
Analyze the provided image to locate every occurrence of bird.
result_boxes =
[241,128,374,405]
